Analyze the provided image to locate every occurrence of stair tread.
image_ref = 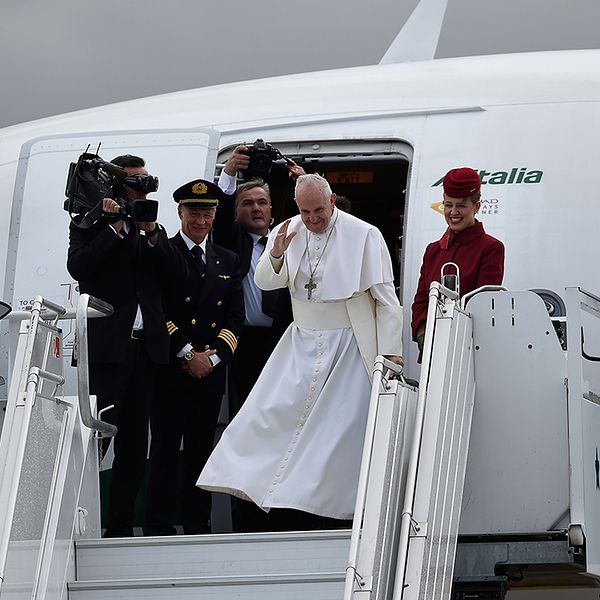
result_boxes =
[75,530,352,583]
[69,571,346,589]
[76,529,351,549]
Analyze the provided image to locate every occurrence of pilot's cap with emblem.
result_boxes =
[173,179,222,208]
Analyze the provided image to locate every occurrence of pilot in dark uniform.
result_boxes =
[145,178,244,536]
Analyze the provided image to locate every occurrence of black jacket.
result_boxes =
[212,192,292,333]
[67,219,170,365]
[164,233,244,364]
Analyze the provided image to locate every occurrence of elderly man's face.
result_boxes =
[295,185,336,234]
[179,206,216,244]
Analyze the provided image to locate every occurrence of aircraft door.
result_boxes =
[402,109,491,372]
[3,128,220,386]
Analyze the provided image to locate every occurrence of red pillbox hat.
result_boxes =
[443,167,481,198]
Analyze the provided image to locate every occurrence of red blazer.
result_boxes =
[411,220,505,339]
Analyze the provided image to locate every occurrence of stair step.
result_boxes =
[68,572,345,599]
[76,530,351,581]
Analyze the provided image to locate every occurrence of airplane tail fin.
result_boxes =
[379,0,449,64]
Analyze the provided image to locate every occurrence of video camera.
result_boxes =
[241,139,287,180]
[64,151,159,228]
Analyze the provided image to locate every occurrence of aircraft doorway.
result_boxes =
[215,139,412,290]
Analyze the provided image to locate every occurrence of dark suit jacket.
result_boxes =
[211,191,255,279]
[67,219,170,366]
[212,192,292,334]
[164,232,245,366]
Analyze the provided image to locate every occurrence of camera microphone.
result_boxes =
[99,161,128,179]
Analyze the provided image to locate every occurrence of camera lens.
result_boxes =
[251,152,272,174]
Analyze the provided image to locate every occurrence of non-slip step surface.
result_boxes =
[75,530,351,582]
[68,572,346,600]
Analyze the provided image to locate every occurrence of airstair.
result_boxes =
[1,285,600,599]
[0,295,352,599]
[345,284,600,600]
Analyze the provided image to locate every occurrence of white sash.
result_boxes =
[291,297,351,329]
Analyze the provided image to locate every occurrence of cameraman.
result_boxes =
[67,154,169,538]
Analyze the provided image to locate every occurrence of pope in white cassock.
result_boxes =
[197,173,403,520]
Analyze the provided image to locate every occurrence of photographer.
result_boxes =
[216,145,296,417]
[67,154,169,538]
[214,145,298,532]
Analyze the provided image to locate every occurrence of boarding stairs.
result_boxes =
[345,284,600,600]
[2,285,600,599]
[0,294,352,599]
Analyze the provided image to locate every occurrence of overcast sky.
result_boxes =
[1,0,599,128]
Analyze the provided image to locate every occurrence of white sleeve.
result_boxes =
[370,281,400,307]
[177,342,193,358]
[371,282,403,356]
[255,249,289,291]
[217,171,237,196]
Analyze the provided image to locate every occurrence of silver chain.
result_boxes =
[305,210,338,280]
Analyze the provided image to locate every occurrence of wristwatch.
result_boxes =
[183,349,195,361]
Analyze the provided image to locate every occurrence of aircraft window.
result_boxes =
[216,141,411,290]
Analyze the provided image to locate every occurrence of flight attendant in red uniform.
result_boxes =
[411,167,505,355]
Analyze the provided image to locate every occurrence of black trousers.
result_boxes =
[89,339,158,537]
[230,325,281,415]
[228,325,281,532]
[145,364,225,535]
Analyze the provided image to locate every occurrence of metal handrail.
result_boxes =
[75,294,117,438]
[0,295,68,593]
[344,355,404,598]
[6,307,108,323]
[393,282,440,592]
[441,261,461,297]
[6,296,117,437]
[565,286,600,531]
[460,284,509,309]
[393,280,456,596]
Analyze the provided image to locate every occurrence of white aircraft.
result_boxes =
[2,48,599,376]
[0,0,599,596]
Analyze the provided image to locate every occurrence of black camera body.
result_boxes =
[65,152,159,228]
[241,139,283,179]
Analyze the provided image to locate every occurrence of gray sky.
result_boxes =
[1,0,599,128]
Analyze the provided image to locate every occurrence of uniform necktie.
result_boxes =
[191,245,206,276]
[258,236,268,251]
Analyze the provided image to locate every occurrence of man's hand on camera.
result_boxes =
[102,198,124,233]
[137,221,157,233]
[285,160,306,181]
[223,145,250,176]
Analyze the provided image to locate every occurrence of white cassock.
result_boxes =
[197,208,402,519]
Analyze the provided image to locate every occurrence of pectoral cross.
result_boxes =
[304,277,317,300]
